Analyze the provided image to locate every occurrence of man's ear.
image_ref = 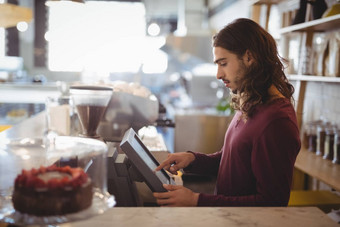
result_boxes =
[243,50,255,66]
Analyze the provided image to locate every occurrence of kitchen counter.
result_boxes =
[58,207,337,227]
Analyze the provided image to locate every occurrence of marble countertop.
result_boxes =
[58,207,337,227]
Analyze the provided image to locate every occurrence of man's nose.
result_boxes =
[216,68,223,80]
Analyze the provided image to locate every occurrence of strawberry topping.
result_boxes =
[15,165,89,189]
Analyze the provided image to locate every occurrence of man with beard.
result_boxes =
[153,18,301,207]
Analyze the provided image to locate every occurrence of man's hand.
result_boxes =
[155,152,195,175]
[153,184,199,207]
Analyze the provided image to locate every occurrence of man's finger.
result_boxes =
[156,198,174,206]
[155,163,169,172]
[163,184,182,191]
[153,191,171,199]
[155,156,177,171]
[169,166,178,173]
[155,159,174,171]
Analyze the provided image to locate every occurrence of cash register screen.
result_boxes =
[120,128,174,192]
[130,135,170,184]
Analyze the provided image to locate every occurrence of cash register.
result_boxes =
[107,128,176,206]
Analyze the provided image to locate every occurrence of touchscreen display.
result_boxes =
[131,135,170,184]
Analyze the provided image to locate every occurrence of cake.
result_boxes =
[12,165,93,216]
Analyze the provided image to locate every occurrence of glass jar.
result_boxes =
[323,125,337,160]
[333,129,340,164]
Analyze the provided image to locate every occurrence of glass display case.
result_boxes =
[0,102,45,126]
[0,83,60,127]
[0,136,115,225]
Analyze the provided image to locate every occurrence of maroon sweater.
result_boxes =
[186,98,301,206]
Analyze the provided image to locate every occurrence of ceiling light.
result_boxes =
[147,23,160,36]
[16,21,28,32]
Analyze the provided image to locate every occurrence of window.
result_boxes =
[46,1,167,74]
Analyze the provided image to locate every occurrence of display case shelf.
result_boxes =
[279,14,340,34]
[0,82,60,103]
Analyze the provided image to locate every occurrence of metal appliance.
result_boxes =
[97,92,159,142]
[70,85,113,140]
[90,88,167,206]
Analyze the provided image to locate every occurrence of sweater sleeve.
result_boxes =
[184,151,222,176]
[197,118,301,206]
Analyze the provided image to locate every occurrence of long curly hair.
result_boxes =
[212,18,295,119]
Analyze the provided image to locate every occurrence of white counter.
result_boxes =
[59,207,337,227]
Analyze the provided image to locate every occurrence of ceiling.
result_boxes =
[143,0,178,20]
[82,0,207,32]
[142,0,209,36]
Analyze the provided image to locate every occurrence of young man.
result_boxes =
[153,18,301,207]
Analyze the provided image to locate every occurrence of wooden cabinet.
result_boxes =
[250,0,340,191]
[279,14,340,129]
[251,1,340,128]
[277,6,340,191]
[280,14,340,191]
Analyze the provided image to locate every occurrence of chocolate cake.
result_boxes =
[12,165,93,216]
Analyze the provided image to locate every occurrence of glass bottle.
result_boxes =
[333,129,340,164]
[307,122,317,152]
[316,122,327,156]
[323,124,337,160]
[302,121,310,149]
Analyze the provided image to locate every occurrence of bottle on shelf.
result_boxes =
[333,129,340,164]
[304,121,319,152]
[316,120,331,156]
[323,123,337,160]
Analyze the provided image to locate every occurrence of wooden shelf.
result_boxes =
[250,0,284,5]
[280,14,340,34]
[288,74,340,83]
[294,148,340,191]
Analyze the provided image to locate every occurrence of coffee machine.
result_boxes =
[70,85,113,140]
[70,83,173,206]
[95,88,162,206]
[97,91,159,142]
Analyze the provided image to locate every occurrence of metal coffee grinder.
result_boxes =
[70,85,113,141]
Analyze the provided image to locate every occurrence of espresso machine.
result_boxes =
[69,85,113,140]
[69,82,176,206]
[70,83,164,206]
[99,91,160,206]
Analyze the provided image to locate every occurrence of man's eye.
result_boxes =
[220,63,227,67]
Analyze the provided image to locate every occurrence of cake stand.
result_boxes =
[1,189,116,226]
[0,136,116,226]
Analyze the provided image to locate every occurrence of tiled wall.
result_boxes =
[302,82,340,126]
[299,81,340,190]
